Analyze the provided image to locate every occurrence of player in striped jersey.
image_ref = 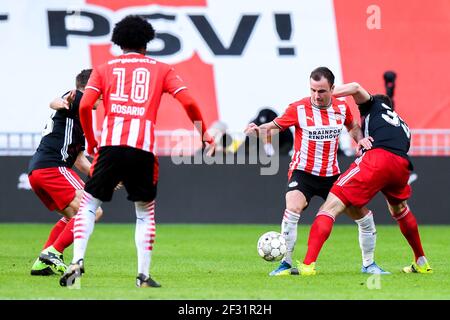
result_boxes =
[60,16,215,288]
[28,69,103,276]
[245,67,388,276]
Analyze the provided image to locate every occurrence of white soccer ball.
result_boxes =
[257,231,287,262]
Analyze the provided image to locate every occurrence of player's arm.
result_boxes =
[174,89,215,155]
[244,121,279,141]
[79,88,101,155]
[74,151,91,176]
[257,122,280,156]
[50,90,76,110]
[244,120,285,157]
[346,120,364,144]
[343,100,371,147]
[245,104,295,139]
[333,82,371,105]
[79,67,102,155]
[345,119,373,154]
[244,105,295,156]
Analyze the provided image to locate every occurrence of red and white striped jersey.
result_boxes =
[273,97,354,177]
[85,52,187,153]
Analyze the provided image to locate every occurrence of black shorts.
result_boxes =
[85,146,158,202]
[286,170,339,206]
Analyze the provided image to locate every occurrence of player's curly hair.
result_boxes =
[111,15,155,50]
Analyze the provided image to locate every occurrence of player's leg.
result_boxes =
[28,169,62,275]
[387,200,432,273]
[300,153,381,275]
[31,216,69,275]
[299,192,346,275]
[39,190,104,276]
[346,207,376,267]
[38,169,87,274]
[42,217,70,251]
[270,170,310,276]
[52,191,103,252]
[381,152,432,273]
[28,168,79,275]
[43,192,79,254]
[39,190,84,275]
[134,201,160,287]
[123,149,160,287]
[60,148,118,287]
[345,206,389,274]
[270,190,307,276]
[31,217,69,275]
[318,173,386,273]
[283,190,305,264]
[38,210,75,275]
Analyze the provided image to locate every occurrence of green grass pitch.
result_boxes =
[0,223,449,300]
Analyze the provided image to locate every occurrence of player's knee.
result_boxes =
[286,200,305,214]
[69,197,81,212]
[388,200,408,216]
[285,192,307,214]
[57,206,76,219]
[345,206,367,220]
[57,210,74,219]
[286,197,307,214]
[95,207,103,222]
[61,191,83,218]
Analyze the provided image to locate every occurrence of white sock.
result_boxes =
[355,211,376,267]
[281,209,300,266]
[135,200,156,277]
[72,192,102,263]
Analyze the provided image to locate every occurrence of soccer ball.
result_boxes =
[257,231,287,262]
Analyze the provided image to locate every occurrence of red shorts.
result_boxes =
[28,167,84,211]
[331,148,411,208]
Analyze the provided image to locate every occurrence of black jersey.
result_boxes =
[358,95,412,168]
[28,90,85,172]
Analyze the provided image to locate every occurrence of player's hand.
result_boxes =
[66,90,76,105]
[114,182,123,191]
[244,123,259,136]
[356,136,374,156]
[59,90,76,110]
[87,140,98,156]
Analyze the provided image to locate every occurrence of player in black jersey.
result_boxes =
[29,69,103,276]
[295,82,432,275]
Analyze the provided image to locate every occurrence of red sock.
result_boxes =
[394,208,425,261]
[303,213,335,265]
[43,217,69,250]
[52,218,75,253]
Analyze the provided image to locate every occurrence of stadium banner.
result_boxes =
[1,155,449,224]
[1,0,449,137]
